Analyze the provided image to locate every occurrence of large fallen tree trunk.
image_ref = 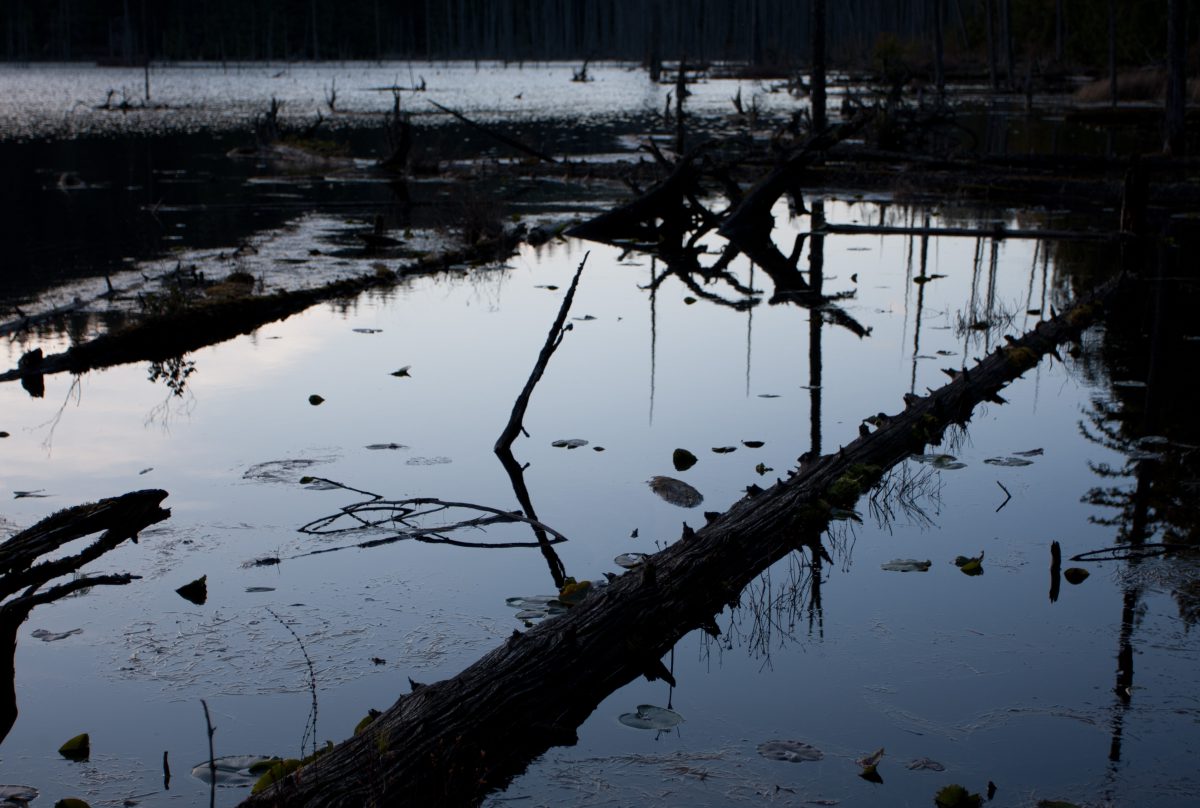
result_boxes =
[242,269,1120,806]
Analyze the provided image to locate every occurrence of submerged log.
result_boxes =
[0,489,170,742]
[241,274,1119,806]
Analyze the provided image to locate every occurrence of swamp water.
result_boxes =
[1,63,1197,808]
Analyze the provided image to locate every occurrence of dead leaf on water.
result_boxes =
[31,628,82,642]
[647,476,703,508]
[308,394,324,405]
[175,575,208,605]
[552,438,588,449]
[1063,568,1090,585]
[743,440,765,448]
[881,559,931,572]
[907,757,946,771]
[712,446,736,454]
[390,366,411,377]
[365,443,408,450]
[672,449,698,471]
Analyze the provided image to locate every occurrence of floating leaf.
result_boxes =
[390,366,411,377]
[935,784,983,808]
[0,786,39,805]
[755,462,773,476]
[857,747,885,768]
[881,559,931,572]
[1063,568,1090,585]
[955,552,985,576]
[551,439,588,449]
[647,476,703,508]
[352,327,382,334]
[593,446,605,452]
[191,755,281,786]
[1013,448,1044,457]
[712,446,737,454]
[13,490,49,499]
[58,733,90,760]
[683,296,697,305]
[614,553,649,569]
[743,440,765,448]
[630,528,639,538]
[308,394,324,405]
[175,575,208,606]
[984,456,1034,467]
[906,757,945,771]
[619,705,682,730]
[31,628,82,642]
[535,284,559,290]
[571,314,597,321]
[672,448,698,471]
[756,740,823,762]
[365,443,408,451]
[245,586,275,593]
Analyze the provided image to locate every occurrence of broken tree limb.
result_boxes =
[241,271,1120,806]
[494,253,588,453]
[429,100,559,164]
[0,489,170,743]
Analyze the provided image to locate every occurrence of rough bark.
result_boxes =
[240,276,1120,808]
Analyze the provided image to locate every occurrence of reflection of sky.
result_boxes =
[1,202,1195,807]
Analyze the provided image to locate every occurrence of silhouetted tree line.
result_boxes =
[1,0,1190,73]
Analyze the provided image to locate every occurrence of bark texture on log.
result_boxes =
[241,277,1120,807]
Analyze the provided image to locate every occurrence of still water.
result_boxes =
[1,63,1197,808]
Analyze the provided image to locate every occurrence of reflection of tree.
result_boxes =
[147,354,196,397]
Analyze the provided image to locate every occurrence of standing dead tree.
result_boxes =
[240,270,1119,806]
[0,490,170,742]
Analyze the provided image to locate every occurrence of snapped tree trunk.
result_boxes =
[240,277,1120,808]
[1164,0,1187,156]
[811,0,827,131]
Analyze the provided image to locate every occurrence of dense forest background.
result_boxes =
[2,0,1192,73]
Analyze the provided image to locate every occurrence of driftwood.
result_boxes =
[240,274,1119,806]
[0,489,170,742]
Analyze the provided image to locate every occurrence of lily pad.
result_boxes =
[984,456,1034,467]
[881,559,932,572]
[1013,448,1044,457]
[1063,568,1090,585]
[906,757,945,771]
[912,453,966,470]
[0,786,39,805]
[648,476,703,508]
[672,448,698,471]
[756,740,823,762]
[743,440,765,448]
[711,446,737,454]
[552,439,588,449]
[191,754,282,786]
[614,553,649,569]
[618,705,682,730]
[58,733,89,760]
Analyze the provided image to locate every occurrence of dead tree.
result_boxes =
[0,490,170,741]
[240,276,1120,808]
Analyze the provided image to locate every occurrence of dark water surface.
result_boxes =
[1,63,1197,808]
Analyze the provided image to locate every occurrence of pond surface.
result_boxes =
[1,63,1197,808]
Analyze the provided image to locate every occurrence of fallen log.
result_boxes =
[0,489,170,742]
[241,273,1120,806]
[0,230,524,389]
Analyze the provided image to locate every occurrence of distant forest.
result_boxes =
[1,1,1190,73]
